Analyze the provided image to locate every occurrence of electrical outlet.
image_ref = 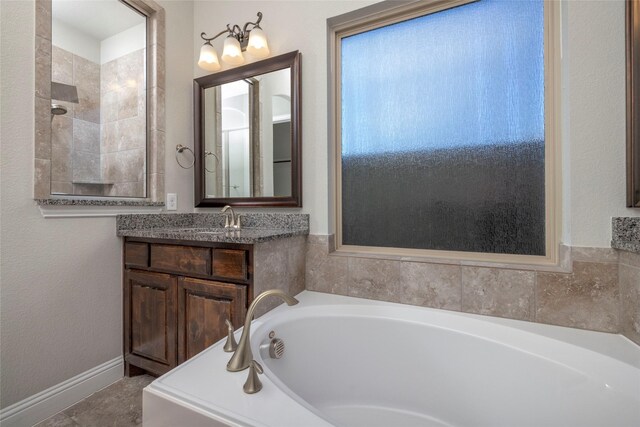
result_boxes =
[166,193,177,211]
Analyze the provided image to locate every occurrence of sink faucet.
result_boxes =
[227,289,299,372]
[221,205,241,229]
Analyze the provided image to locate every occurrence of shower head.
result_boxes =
[51,104,68,116]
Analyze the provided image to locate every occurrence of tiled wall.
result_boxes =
[51,45,101,195]
[306,235,639,345]
[619,251,640,344]
[254,236,306,317]
[101,49,146,197]
[49,46,146,198]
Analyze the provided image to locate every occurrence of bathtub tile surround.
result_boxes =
[348,258,401,303]
[461,267,536,321]
[620,249,640,268]
[537,261,619,332]
[619,253,640,344]
[305,236,349,295]
[399,262,461,310]
[253,236,307,317]
[611,217,640,345]
[306,235,638,338]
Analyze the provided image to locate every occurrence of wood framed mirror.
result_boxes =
[194,51,302,207]
[627,0,640,207]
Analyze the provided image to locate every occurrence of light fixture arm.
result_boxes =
[198,12,269,71]
[201,12,264,47]
[200,29,229,44]
[242,12,263,34]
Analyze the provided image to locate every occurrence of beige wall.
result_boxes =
[0,0,194,408]
[563,0,639,247]
[619,251,640,344]
[163,1,195,213]
[1,0,122,407]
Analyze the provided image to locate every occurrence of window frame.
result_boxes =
[328,0,562,266]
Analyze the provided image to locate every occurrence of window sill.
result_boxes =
[36,198,164,218]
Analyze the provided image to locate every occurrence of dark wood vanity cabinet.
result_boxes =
[124,269,177,375]
[123,238,251,376]
[177,277,246,363]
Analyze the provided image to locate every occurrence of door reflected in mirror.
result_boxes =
[194,51,301,207]
[50,0,147,197]
[203,68,291,198]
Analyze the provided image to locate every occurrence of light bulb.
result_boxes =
[198,43,220,71]
[247,27,270,58]
[221,37,245,65]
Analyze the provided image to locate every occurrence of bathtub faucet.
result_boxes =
[227,289,299,372]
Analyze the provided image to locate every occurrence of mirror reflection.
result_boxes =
[50,0,147,197]
[203,68,291,198]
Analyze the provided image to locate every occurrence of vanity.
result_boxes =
[117,213,308,376]
[117,47,306,377]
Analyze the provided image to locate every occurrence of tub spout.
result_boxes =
[227,289,299,372]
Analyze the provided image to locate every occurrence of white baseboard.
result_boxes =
[0,357,123,427]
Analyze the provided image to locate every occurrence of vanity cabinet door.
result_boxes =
[177,277,247,363]
[124,269,177,375]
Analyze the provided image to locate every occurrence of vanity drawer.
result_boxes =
[150,244,211,276]
[125,242,149,268]
[212,249,247,281]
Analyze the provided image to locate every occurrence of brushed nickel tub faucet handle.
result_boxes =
[227,289,299,372]
[243,360,264,394]
[223,319,238,353]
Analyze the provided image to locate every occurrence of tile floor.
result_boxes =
[35,375,154,427]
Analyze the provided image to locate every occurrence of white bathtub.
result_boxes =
[143,291,640,427]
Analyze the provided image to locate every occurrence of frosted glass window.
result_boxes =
[340,0,545,255]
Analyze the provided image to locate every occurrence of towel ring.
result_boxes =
[204,151,220,173]
[175,144,195,169]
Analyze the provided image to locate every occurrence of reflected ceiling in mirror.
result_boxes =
[194,51,302,207]
[50,0,147,198]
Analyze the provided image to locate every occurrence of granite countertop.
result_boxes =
[612,217,640,253]
[117,226,308,244]
[116,213,309,244]
[37,198,164,207]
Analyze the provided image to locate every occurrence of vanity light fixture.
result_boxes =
[198,12,270,71]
